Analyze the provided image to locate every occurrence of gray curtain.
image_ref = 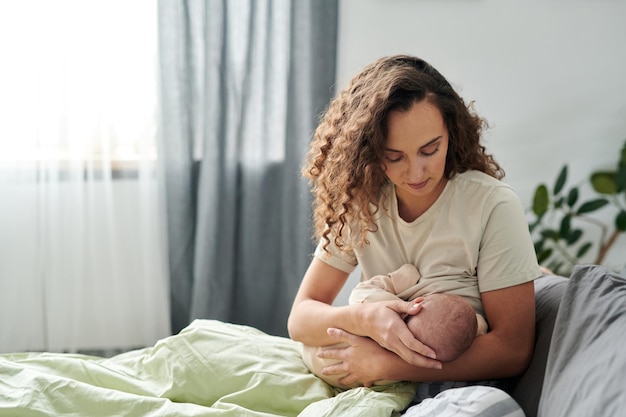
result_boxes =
[157,0,338,335]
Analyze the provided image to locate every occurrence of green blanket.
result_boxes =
[0,320,416,416]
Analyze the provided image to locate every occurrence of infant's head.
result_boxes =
[406,293,477,362]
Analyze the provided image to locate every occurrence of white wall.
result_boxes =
[336,0,626,278]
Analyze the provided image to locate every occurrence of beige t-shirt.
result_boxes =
[315,170,542,317]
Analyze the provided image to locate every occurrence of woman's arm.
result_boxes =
[287,258,352,345]
[318,281,535,386]
[288,257,440,367]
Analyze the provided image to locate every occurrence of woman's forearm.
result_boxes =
[288,299,364,346]
[382,283,536,382]
[289,295,429,364]
[380,332,532,382]
[288,258,439,367]
[288,258,377,346]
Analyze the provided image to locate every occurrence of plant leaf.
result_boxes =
[616,165,626,193]
[576,242,593,258]
[537,247,553,264]
[616,210,626,232]
[534,239,545,254]
[617,139,626,191]
[529,215,544,233]
[541,229,560,241]
[554,196,564,209]
[576,198,609,214]
[552,261,565,276]
[566,229,582,245]
[547,259,565,276]
[554,165,568,195]
[559,216,571,238]
[567,187,579,207]
[590,171,616,194]
[533,184,549,216]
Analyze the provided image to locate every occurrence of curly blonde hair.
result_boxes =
[303,55,504,253]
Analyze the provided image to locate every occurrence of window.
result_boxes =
[0,1,158,173]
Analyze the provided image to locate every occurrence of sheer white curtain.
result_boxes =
[0,1,170,353]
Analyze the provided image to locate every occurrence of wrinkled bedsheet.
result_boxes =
[0,320,416,417]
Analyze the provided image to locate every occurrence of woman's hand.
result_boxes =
[357,299,442,368]
[319,323,442,387]
[317,329,397,387]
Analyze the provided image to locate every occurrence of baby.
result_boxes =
[302,264,487,388]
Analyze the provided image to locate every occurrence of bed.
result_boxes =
[1,264,625,417]
[0,319,415,416]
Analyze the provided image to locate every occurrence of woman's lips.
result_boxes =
[408,179,429,190]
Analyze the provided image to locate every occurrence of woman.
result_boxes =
[288,55,541,412]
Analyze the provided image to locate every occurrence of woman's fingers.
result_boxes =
[377,301,440,365]
[326,327,356,342]
[406,298,424,314]
[319,359,347,375]
[325,327,442,369]
[383,329,441,368]
[391,298,423,316]
[397,339,442,369]
[318,361,363,388]
[316,333,377,387]
[396,324,437,359]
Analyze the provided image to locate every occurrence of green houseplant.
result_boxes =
[528,140,626,276]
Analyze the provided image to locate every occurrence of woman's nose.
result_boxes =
[407,158,424,180]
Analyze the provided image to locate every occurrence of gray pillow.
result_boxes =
[508,273,568,417]
[537,265,626,417]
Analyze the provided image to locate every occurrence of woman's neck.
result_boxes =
[396,178,448,222]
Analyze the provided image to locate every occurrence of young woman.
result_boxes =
[288,55,541,413]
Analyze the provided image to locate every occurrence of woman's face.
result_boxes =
[382,99,449,218]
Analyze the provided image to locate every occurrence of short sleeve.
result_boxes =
[313,236,358,274]
[477,186,542,292]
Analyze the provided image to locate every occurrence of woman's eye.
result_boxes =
[385,155,403,163]
[421,146,439,157]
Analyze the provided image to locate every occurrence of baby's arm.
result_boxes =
[349,264,421,304]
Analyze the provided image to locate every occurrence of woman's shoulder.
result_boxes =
[451,170,522,208]
[454,170,507,187]
[453,170,516,196]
